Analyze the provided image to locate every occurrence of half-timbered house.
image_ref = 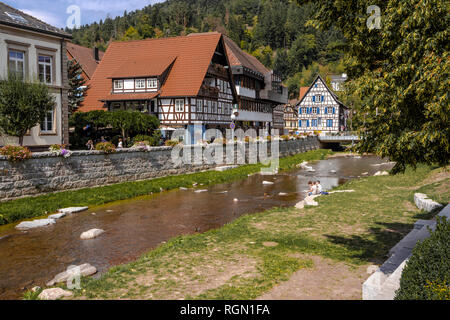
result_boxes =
[224,36,288,134]
[81,32,238,143]
[296,75,349,134]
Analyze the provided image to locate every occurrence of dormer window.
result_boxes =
[135,79,146,89]
[114,80,123,90]
[147,78,157,89]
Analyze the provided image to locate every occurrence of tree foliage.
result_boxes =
[67,59,88,115]
[0,75,55,145]
[298,0,450,172]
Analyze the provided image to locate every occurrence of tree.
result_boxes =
[67,59,88,115]
[287,34,318,76]
[274,49,289,81]
[297,0,450,173]
[0,75,55,145]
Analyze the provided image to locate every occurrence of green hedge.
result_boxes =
[395,216,450,300]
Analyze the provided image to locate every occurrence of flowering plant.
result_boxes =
[49,144,72,158]
[0,145,32,162]
[95,142,116,154]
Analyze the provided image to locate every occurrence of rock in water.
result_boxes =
[262,181,274,185]
[46,263,97,286]
[58,207,89,214]
[80,229,105,240]
[38,288,73,300]
[48,213,66,220]
[194,189,208,193]
[15,219,56,230]
[374,171,389,176]
[278,193,288,196]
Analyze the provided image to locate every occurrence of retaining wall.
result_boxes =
[0,137,319,200]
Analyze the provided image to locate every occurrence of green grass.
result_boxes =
[51,163,448,300]
[0,149,332,226]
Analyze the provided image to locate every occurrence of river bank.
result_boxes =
[27,160,448,300]
[0,149,332,227]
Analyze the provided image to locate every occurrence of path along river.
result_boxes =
[0,155,394,299]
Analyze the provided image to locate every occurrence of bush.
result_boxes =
[132,131,161,147]
[95,142,116,154]
[0,145,32,162]
[395,216,450,300]
[165,140,180,147]
[281,135,290,141]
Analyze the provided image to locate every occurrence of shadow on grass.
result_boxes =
[324,221,414,265]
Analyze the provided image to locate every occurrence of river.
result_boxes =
[0,155,394,299]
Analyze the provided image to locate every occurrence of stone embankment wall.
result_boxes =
[0,137,319,200]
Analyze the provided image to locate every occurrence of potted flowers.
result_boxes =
[49,144,72,158]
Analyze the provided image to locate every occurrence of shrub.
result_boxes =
[0,145,32,162]
[281,135,290,141]
[95,142,116,154]
[266,135,272,141]
[165,140,180,147]
[395,216,450,300]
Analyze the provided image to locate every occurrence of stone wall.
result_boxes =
[0,137,319,200]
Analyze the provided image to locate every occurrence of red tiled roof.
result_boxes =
[223,35,269,76]
[67,42,104,79]
[82,32,223,111]
[109,57,176,78]
[299,87,309,101]
[104,92,159,102]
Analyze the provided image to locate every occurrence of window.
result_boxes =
[212,101,217,113]
[38,55,52,84]
[327,119,333,127]
[298,120,302,127]
[6,12,28,23]
[8,50,25,79]
[198,100,203,113]
[40,108,54,132]
[311,119,318,127]
[175,99,184,112]
[135,79,146,89]
[114,80,123,90]
[312,107,318,114]
[147,78,157,89]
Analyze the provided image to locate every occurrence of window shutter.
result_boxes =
[322,96,325,102]
[307,120,310,127]
[325,107,327,114]
[299,107,302,114]
[312,96,316,103]
[333,107,336,114]
[299,120,302,127]
[317,107,320,114]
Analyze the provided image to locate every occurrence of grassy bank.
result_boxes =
[44,163,447,300]
[0,149,332,226]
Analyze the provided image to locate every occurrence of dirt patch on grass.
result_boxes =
[421,169,450,185]
[403,200,419,212]
[257,255,369,300]
[132,254,259,300]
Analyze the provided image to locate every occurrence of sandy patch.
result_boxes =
[257,255,368,300]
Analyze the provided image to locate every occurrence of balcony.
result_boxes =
[207,63,228,78]
[199,84,219,98]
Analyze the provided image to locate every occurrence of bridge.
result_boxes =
[317,134,361,149]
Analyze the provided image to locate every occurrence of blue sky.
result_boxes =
[4,0,163,28]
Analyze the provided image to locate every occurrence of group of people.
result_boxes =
[307,181,328,196]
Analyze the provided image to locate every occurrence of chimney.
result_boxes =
[93,47,99,61]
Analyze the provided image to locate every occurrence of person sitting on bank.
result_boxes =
[316,181,329,195]
[308,181,317,196]
[86,140,94,151]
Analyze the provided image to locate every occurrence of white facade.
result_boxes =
[0,24,67,148]
[297,75,347,133]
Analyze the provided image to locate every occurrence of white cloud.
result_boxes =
[20,9,65,28]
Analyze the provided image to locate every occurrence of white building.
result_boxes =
[296,75,349,134]
[0,3,71,150]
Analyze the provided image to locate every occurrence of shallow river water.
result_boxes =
[0,155,394,299]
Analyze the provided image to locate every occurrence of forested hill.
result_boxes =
[68,0,346,98]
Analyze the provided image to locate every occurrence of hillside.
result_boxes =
[67,0,346,98]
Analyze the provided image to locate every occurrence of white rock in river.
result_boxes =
[262,181,274,185]
[58,207,89,214]
[330,170,337,174]
[374,171,389,176]
[15,219,55,230]
[48,213,66,220]
[278,193,288,196]
[38,288,73,300]
[46,263,97,286]
[233,198,239,202]
[80,229,105,240]
[195,189,208,193]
